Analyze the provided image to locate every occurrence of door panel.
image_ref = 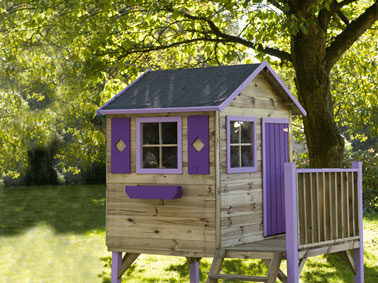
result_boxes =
[263,119,289,237]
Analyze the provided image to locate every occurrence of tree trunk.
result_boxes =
[292,26,344,168]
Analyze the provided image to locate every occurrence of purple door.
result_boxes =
[263,119,289,237]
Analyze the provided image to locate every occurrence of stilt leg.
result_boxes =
[354,247,364,283]
[111,252,122,283]
[189,258,200,283]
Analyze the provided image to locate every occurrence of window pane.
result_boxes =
[162,147,177,168]
[142,123,159,144]
[142,147,159,168]
[230,121,240,143]
[241,122,252,143]
[162,122,177,144]
[230,146,239,168]
[241,146,252,167]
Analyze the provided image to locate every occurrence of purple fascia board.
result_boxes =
[263,63,307,116]
[218,60,306,116]
[219,62,267,112]
[296,168,358,173]
[262,117,289,236]
[96,69,151,116]
[125,185,182,199]
[136,116,182,174]
[97,106,219,115]
[226,116,257,174]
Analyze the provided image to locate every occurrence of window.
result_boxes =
[226,116,257,173]
[136,117,182,174]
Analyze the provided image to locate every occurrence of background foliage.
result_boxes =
[0,0,377,208]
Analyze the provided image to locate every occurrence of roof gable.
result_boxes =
[97,61,306,116]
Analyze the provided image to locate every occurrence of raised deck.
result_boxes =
[207,162,364,283]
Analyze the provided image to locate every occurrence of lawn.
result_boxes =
[0,185,377,282]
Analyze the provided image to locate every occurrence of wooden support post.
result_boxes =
[111,252,122,283]
[263,259,287,283]
[118,253,140,279]
[352,162,364,283]
[338,251,356,275]
[267,252,283,283]
[187,258,201,283]
[207,249,225,283]
[284,162,299,283]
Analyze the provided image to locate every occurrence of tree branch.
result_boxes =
[170,8,292,62]
[335,0,359,9]
[325,2,378,70]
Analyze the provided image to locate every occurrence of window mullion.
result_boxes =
[238,125,242,167]
[159,123,163,168]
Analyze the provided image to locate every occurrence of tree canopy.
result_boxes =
[0,0,377,183]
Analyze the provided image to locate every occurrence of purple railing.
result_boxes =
[284,162,364,283]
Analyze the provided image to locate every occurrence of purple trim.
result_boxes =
[98,106,218,115]
[352,161,364,283]
[111,252,122,283]
[136,116,182,174]
[125,186,182,199]
[297,168,358,173]
[190,260,200,283]
[262,118,289,236]
[218,61,306,116]
[261,118,289,124]
[263,63,307,116]
[284,162,299,283]
[111,118,131,174]
[226,116,257,173]
[188,115,210,174]
[219,63,267,111]
[96,70,151,115]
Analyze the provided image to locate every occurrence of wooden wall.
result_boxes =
[106,112,217,257]
[219,73,292,247]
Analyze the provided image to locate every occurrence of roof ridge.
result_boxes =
[148,63,261,73]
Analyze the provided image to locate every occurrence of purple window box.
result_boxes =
[125,186,182,199]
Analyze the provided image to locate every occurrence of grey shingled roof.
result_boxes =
[101,64,260,110]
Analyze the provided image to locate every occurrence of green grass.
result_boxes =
[1,185,377,282]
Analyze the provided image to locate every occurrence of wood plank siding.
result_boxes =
[106,112,217,257]
[219,74,292,247]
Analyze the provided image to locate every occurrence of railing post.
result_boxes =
[352,161,364,283]
[111,251,122,283]
[284,162,299,283]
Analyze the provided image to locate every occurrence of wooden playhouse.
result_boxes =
[97,61,364,283]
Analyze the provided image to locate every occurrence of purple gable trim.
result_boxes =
[96,69,151,116]
[111,118,131,174]
[98,106,218,115]
[219,63,266,111]
[218,61,306,116]
[125,185,182,199]
[136,116,182,174]
[226,116,257,174]
[262,118,289,236]
[264,63,307,116]
[188,115,210,174]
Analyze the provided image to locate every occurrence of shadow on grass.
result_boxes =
[98,257,269,283]
[302,252,378,283]
[0,185,105,235]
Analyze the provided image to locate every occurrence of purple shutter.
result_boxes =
[111,118,131,174]
[188,115,209,174]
